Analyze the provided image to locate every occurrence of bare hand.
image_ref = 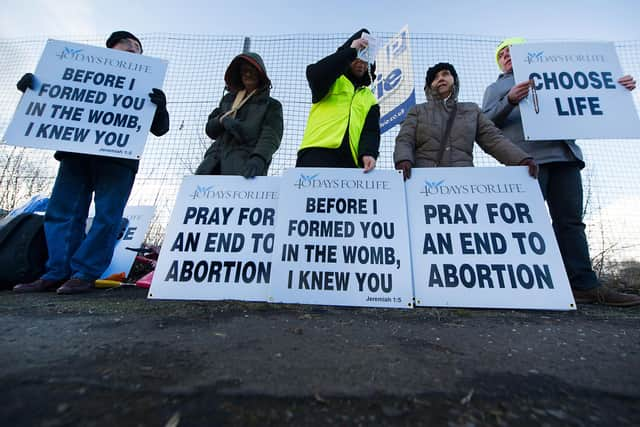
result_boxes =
[361,155,376,173]
[618,75,636,91]
[350,37,368,51]
[507,81,530,105]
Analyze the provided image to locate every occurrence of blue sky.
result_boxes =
[1,0,639,40]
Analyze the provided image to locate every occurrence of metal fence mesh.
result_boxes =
[1,32,639,264]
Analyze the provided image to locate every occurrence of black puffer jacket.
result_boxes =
[195,52,283,175]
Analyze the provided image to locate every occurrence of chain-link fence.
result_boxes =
[1,32,639,264]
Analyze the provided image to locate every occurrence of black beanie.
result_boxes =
[106,31,143,53]
[425,62,458,89]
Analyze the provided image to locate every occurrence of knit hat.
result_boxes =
[495,37,526,66]
[425,62,458,89]
[106,31,143,53]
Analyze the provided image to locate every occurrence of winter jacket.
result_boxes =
[394,80,530,167]
[482,72,584,167]
[196,52,283,175]
[54,100,169,173]
[296,29,380,168]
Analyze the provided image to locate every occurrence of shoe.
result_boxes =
[572,286,640,307]
[56,278,93,295]
[13,278,66,293]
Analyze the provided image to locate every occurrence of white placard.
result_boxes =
[149,176,279,301]
[375,25,416,134]
[270,168,414,308]
[510,42,640,140]
[3,39,168,158]
[405,167,575,310]
[98,205,155,279]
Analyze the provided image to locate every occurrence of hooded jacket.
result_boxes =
[393,70,530,168]
[196,52,283,175]
[296,29,380,168]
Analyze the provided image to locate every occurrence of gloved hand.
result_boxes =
[148,88,167,109]
[395,160,412,181]
[17,73,35,93]
[519,158,539,178]
[242,156,267,178]
[221,116,244,141]
[221,116,240,131]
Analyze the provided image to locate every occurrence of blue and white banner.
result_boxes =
[270,168,414,308]
[3,39,167,159]
[511,42,640,140]
[405,167,575,310]
[375,26,416,134]
[149,176,279,301]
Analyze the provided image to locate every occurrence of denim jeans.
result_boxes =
[537,162,599,291]
[41,156,135,282]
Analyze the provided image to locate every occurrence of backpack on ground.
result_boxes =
[0,213,48,289]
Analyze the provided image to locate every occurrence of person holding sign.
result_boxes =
[195,52,283,177]
[393,62,538,179]
[13,31,170,295]
[482,37,640,307]
[296,29,380,172]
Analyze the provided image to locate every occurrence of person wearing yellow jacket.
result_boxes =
[297,29,380,172]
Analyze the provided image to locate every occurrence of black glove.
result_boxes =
[221,116,244,142]
[395,160,412,181]
[221,116,240,131]
[242,156,267,178]
[519,158,539,178]
[17,73,35,93]
[148,88,167,109]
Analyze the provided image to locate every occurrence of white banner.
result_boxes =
[375,25,416,134]
[97,205,155,279]
[3,39,168,158]
[149,176,279,301]
[270,168,414,308]
[511,42,640,140]
[405,167,575,310]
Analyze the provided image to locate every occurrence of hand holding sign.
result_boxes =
[16,73,35,93]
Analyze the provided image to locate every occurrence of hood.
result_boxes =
[338,28,376,87]
[224,52,271,93]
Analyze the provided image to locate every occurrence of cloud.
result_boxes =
[0,0,97,37]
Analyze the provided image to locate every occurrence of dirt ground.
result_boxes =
[1,288,639,427]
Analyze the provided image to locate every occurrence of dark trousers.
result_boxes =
[537,162,598,291]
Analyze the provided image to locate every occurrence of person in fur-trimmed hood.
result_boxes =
[393,62,538,180]
[195,52,283,177]
[296,28,380,172]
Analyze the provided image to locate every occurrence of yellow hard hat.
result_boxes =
[495,37,526,67]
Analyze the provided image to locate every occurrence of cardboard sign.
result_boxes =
[405,167,575,310]
[149,176,279,301]
[375,26,416,134]
[270,168,414,308]
[98,205,155,279]
[3,39,168,158]
[510,42,640,140]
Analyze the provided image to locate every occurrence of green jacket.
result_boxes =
[196,52,283,175]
